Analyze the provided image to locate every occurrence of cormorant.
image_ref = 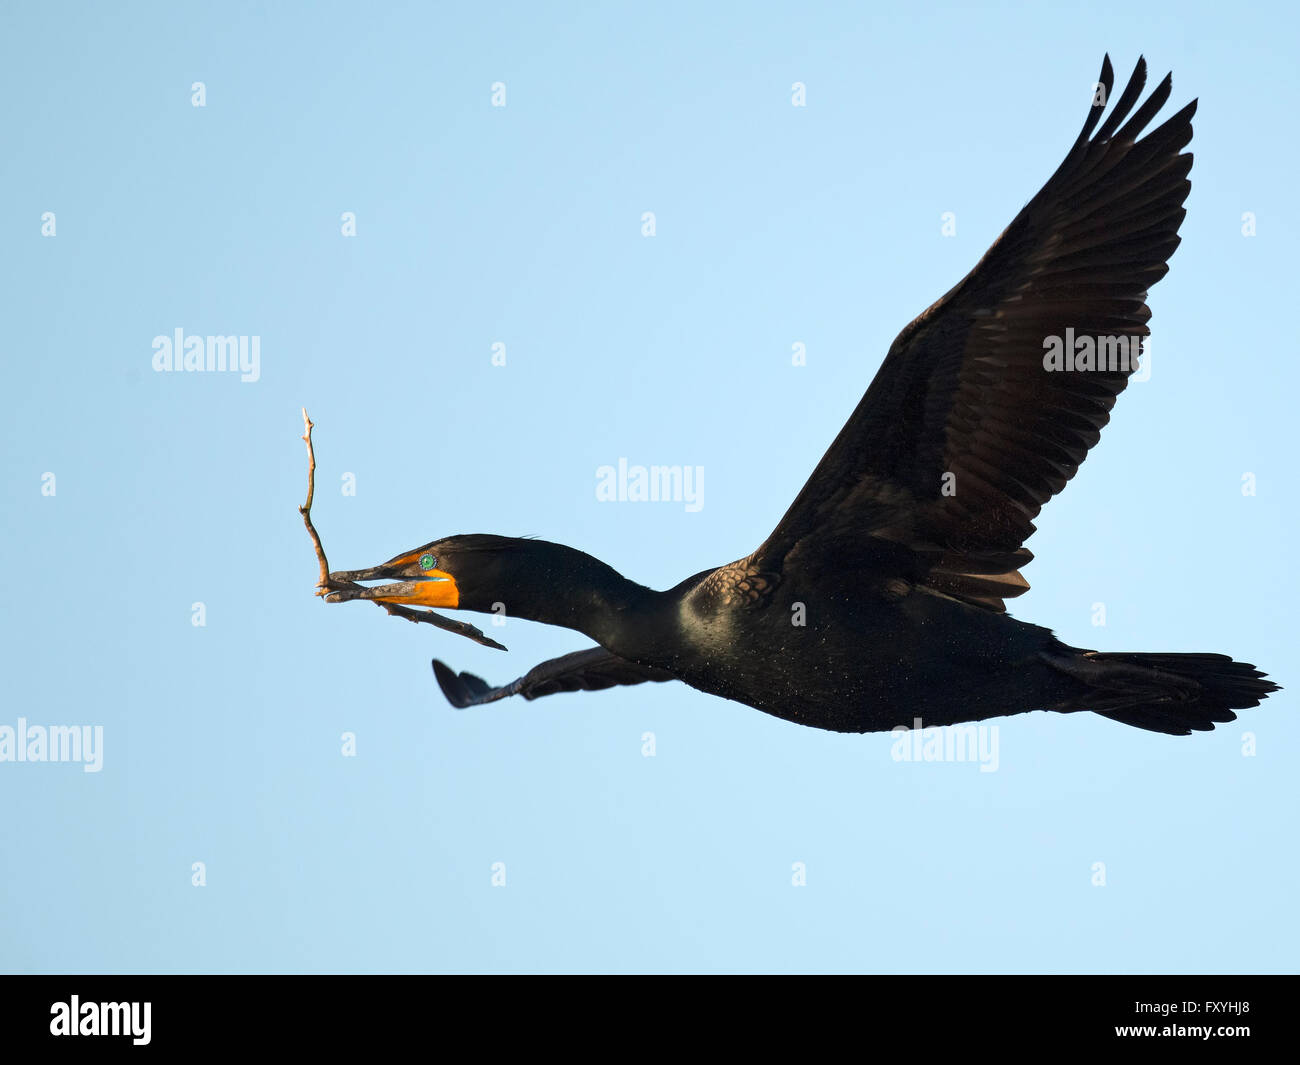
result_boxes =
[328,56,1278,735]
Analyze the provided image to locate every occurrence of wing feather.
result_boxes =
[752,56,1195,612]
[432,647,676,708]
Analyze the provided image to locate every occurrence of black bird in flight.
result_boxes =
[329,56,1277,735]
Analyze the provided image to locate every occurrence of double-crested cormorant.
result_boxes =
[328,56,1278,735]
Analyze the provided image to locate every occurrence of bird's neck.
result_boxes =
[468,539,671,658]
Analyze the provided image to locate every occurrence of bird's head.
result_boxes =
[326,541,459,608]
[325,534,531,611]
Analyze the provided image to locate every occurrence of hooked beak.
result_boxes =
[325,553,459,608]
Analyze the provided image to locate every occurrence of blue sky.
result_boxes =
[1,1,1295,973]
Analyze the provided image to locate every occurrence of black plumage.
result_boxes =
[329,56,1277,736]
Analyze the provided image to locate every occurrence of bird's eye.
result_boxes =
[418,553,437,571]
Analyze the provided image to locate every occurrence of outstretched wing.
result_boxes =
[753,55,1195,611]
[432,647,677,708]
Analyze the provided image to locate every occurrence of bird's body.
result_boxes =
[671,565,1072,733]
[327,56,1278,736]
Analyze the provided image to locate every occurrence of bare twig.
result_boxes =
[365,600,508,650]
[299,409,507,651]
[299,409,332,595]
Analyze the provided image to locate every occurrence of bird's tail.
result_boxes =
[1044,650,1279,735]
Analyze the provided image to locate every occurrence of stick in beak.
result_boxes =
[324,581,422,603]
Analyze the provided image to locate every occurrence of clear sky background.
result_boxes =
[1,1,1295,974]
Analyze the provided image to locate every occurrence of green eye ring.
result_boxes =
[418,553,437,571]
